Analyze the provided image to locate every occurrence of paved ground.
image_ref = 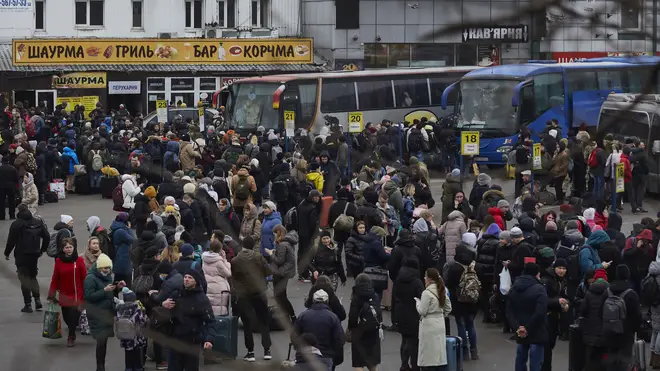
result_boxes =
[0,171,656,371]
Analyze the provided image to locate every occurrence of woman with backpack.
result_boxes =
[47,237,87,347]
[347,273,382,371]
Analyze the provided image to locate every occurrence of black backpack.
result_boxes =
[641,274,660,306]
[22,222,44,255]
[212,178,230,200]
[556,243,582,283]
[271,179,289,202]
[358,298,380,332]
[408,128,423,153]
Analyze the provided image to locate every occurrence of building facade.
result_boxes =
[0,0,321,114]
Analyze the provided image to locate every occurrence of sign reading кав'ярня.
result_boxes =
[12,38,314,65]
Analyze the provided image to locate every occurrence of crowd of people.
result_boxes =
[1,103,660,371]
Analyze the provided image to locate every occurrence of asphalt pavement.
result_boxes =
[0,171,656,371]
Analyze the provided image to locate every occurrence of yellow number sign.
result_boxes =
[156,100,168,123]
[460,131,479,155]
[348,112,363,133]
[284,110,295,136]
[615,162,625,193]
[533,143,542,170]
[156,100,167,109]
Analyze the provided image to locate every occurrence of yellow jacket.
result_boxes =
[306,171,324,193]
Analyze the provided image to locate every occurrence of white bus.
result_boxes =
[212,66,478,136]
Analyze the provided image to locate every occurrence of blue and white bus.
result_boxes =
[440,57,660,165]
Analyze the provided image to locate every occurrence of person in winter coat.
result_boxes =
[506,263,549,371]
[413,211,444,274]
[131,193,151,236]
[345,221,370,278]
[475,186,507,223]
[605,212,626,251]
[84,254,126,371]
[539,259,569,371]
[550,142,570,204]
[231,166,257,218]
[443,191,472,224]
[347,273,382,369]
[87,216,113,260]
[362,226,390,304]
[446,243,480,360]
[438,210,467,262]
[623,228,655,293]
[202,240,232,316]
[110,212,135,288]
[143,185,160,213]
[52,214,76,254]
[83,236,102,270]
[48,237,87,347]
[310,230,346,291]
[267,225,298,321]
[61,144,79,192]
[260,201,282,255]
[579,230,612,280]
[327,188,358,255]
[382,177,404,215]
[647,262,660,366]
[417,268,452,369]
[357,187,384,231]
[21,172,39,216]
[297,190,322,280]
[120,174,141,210]
[163,140,181,172]
[34,142,47,205]
[304,275,347,323]
[0,155,19,219]
[476,223,501,323]
[240,202,262,246]
[216,198,241,239]
[306,162,325,193]
[388,229,423,281]
[173,243,204,276]
[609,264,642,366]
[157,171,183,202]
[178,135,201,172]
[507,228,534,282]
[441,169,463,222]
[469,173,492,211]
[393,257,425,371]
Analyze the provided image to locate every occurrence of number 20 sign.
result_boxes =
[461,131,480,155]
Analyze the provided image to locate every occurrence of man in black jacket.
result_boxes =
[297,189,322,280]
[271,162,297,215]
[630,141,649,213]
[506,263,548,371]
[0,155,19,219]
[4,203,50,313]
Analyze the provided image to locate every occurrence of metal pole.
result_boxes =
[285,135,289,154]
[346,132,351,177]
[611,163,617,214]
[398,124,403,164]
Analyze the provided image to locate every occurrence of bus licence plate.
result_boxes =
[474,157,489,162]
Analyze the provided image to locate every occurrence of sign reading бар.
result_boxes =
[13,38,314,65]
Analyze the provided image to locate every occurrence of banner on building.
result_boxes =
[52,72,107,89]
[56,96,99,117]
[553,51,652,62]
[0,0,33,11]
[462,25,528,43]
[13,38,314,65]
[108,81,141,94]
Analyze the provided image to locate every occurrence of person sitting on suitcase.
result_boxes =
[292,289,345,371]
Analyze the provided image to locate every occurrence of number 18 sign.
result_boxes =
[461,131,480,155]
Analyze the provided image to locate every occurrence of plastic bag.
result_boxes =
[499,267,512,295]
[42,303,62,339]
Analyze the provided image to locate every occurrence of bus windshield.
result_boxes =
[227,83,279,131]
[458,79,518,137]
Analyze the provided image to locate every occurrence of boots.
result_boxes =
[470,348,479,360]
[462,347,470,361]
[21,304,33,313]
[34,298,42,311]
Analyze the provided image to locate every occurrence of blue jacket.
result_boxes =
[111,220,135,275]
[260,211,282,255]
[163,141,180,165]
[362,232,389,269]
[61,147,79,175]
[292,303,344,359]
[579,230,609,277]
[505,274,549,345]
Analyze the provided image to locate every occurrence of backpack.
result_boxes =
[115,309,138,340]
[22,222,44,255]
[165,152,179,170]
[25,152,37,173]
[26,118,36,138]
[602,288,632,335]
[132,274,154,295]
[333,203,354,232]
[234,175,251,201]
[112,184,126,211]
[212,178,230,200]
[640,274,660,306]
[271,179,289,202]
[458,263,481,304]
[284,206,298,230]
[358,298,380,331]
[408,128,423,153]
[91,150,104,171]
[588,148,600,168]
[557,243,582,283]
[47,229,71,258]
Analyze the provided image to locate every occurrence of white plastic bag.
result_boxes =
[499,267,512,295]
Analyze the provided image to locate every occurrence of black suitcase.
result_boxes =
[100,176,118,199]
[568,323,585,371]
[75,174,91,194]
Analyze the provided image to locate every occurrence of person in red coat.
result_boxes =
[488,199,510,231]
[48,237,87,347]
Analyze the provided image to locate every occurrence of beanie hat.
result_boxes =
[593,268,608,282]
[122,287,137,302]
[545,221,558,232]
[549,129,558,138]
[96,253,113,269]
[510,227,523,238]
[559,204,575,214]
[566,220,579,231]
[497,199,510,208]
[370,226,387,238]
[157,261,173,275]
[313,289,329,303]
[61,215,73,224]
[523,263,540,277]
[320,230,332,239]
[477,173,491,186]
[461,232,478,248]
[116,212,130,224]
[553,258,568,269]
[183,183,196,195]
[616,264,631,281]
[165,205,176,214]
[144,186,157,198]
[499,230,512,242]
[181,243,194,257]
[309,189,322,198]
[263,201,277,211]
[186,268,204,286]
[451,168,461,177]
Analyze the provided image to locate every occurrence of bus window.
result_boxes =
[430,77,456,106]
[598,108,649,141]
[650,114,660,146]
[628,67,653,93]
[567,71,598,92]
[519,85,536,125]
[597,70,624,90]
[356,79,394,110]
[393,78,429,108]
[320,80,357,113]
[533,73,564,115]
[293,81,318,125]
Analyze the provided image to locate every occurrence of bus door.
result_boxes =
[649,113,660,193]
[569,70,623,127]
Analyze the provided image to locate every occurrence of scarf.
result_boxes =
[83,248,101,269]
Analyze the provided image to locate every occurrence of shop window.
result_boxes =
[430,77,458,106]
[200,78,218,91]
[132,0,143,28]
[533,73,564,115]
[621,0,641,30]
[335,0,359,30]
[393,78,430,108]
[171,78,195,91]
[147,78,165,91]
[364,44,387,69]
[218,0,235,28]
[356,78,394,110]
[185,0,203,29]
[456,44,477,66]
[35,0,45,30]
[321,80,357,112]
[251,0,268,27]
[412,44,454,67]
[389,44,410,68]
[75,0,104,26]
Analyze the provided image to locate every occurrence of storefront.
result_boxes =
[551,51,652,62]
[1,38,325,114]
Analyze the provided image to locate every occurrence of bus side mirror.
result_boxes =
[653,140,660,155]
[441,82,458,110]
[512,79,533,108]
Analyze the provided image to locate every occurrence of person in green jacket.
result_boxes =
[84,253,126,371]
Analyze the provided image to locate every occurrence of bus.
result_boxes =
[212,66,479,136]
[597,93,660,193]
[440,57,660,165]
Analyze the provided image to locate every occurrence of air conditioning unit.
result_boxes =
[158,32,176,39]
[206,29,217,38]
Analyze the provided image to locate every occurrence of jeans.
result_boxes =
[237,293,272,352]
[125,347,143,370]
[168,349,199,371]
[272,276,295,319]
[593,175,605,199]
[400,335,419,370]
[61,306,81,339]
[455,314,477,350]
[633,176,647,210]
[651,331,660,354]
[515,343,544,371]
[90,171,102,189]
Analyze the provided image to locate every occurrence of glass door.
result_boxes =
[35,89,57,113]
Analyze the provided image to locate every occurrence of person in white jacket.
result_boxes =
[121,174,141,209]
[416,267,452,369]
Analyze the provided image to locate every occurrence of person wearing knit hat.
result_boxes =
[183,182,196,195]
[462,232,478,249]
[545,221,557,232]
[553,258,567,269]
[121,286,137,302]
[263,201,277,212]
[499,230,512,244]
[319,230,332,240]
[451,168,461,177]
[180,243,194,257]
[593,268,608,282]
[115,212,130,224]
[497,199,510,209]
[477,173,492,186]
[510,227,523,239]
[523,263,540,277]
[312,289,329,303]
[61,214,73,225]
[144,186,160,212]
[370,226,387,238]
[96,253,113,270]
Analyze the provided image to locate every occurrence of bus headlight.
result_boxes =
[496,146,513,153]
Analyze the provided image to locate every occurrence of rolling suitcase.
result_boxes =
[568,324,585,371]
[209,291,238,360]
[381,278,393,310]
[632,337,647,371]
[100,176,118,199]
[446,335,463,371]
[74,174,91,194]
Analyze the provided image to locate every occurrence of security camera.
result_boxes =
[376,36,381,42]
[352,35,359,41]
[408,3,419,9]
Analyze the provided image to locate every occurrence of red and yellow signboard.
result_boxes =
[12,38,314,65]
